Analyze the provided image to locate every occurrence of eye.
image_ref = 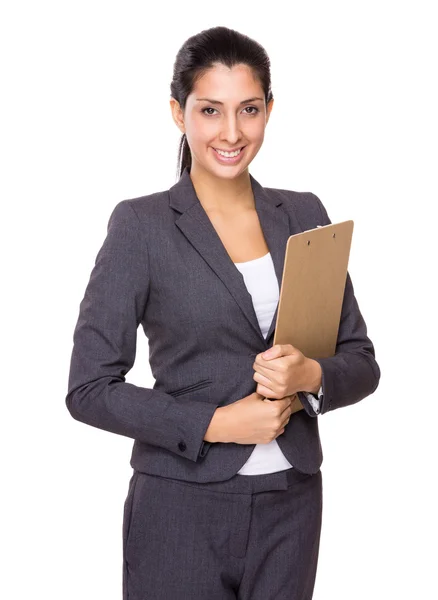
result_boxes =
[243,106,259,115]
[202,107,218,116]
[201,106,260,116]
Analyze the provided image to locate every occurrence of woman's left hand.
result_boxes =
[252,344,315,399]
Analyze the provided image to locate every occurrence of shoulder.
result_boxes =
[106,189,169,229]
[265,186,330,226]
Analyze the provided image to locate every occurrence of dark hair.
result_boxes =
[170,26,274,180]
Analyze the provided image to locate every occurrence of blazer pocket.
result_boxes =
[169,378,213,398]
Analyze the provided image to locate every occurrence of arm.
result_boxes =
[297,193,381,416]
[65,200,219,462]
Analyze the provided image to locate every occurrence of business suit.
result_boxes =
[66,165,380,598]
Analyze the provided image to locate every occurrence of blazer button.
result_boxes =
[178,441,187,452]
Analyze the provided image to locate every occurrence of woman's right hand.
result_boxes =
[218,392,297,445]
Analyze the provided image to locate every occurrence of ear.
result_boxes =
[265,98,274,125]
[169,97,185,134]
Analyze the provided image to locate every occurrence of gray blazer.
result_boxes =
[66,166,380,482]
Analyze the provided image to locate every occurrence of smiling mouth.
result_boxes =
[213,146,246,157]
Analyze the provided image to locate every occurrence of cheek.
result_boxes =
[188,114,217,138]
[251,124,266,144]
[239,123,265,151]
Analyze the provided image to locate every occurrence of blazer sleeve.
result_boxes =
[302,385,323,415]
[297,193,381,416]
[65,200,219,462]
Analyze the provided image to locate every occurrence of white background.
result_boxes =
[1,1,437,598]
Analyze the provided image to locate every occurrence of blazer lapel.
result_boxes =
[169,167,302,347]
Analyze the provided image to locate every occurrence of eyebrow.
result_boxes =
[195,97,264,105]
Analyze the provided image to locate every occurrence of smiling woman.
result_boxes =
[170,63,271,179]
[169,28,274,189]
[66,24,380,600]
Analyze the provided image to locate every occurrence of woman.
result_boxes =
[66,26,380,599]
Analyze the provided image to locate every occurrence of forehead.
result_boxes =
[189,63,263,101]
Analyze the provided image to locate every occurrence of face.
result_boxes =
[170,62,274,180]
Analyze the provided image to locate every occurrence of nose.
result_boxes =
[219,115,243,145]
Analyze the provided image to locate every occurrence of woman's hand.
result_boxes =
[215,392,296,445]
[252,344,322,399]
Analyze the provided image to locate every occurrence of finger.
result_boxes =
[257,383,278,398]
[254,359,281,374]
[253,370,276,388]
[279,400,293,416]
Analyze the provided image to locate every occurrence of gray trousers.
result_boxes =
[122,467,323,599]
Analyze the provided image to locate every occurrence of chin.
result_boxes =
[211,166,247,179]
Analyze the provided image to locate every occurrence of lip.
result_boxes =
[211,145,247,165]
[213,146,245,153]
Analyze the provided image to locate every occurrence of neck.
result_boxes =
[189,163,255,213]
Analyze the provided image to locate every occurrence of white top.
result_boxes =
[234,252,323,475]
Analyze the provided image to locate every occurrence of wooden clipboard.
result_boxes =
[274,219,354,361]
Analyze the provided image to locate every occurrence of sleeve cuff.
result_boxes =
[299,384,323,416]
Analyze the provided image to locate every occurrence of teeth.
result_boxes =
[215,147,242,157]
